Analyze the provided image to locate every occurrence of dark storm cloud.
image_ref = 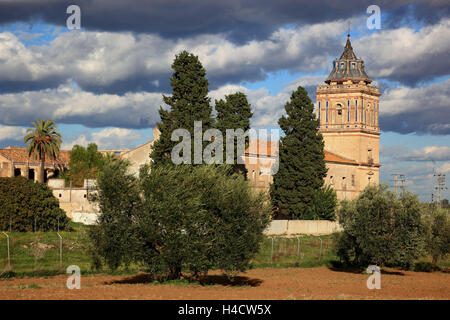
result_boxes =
[379,78,450,135]
[0,21,347,94]
[1,0,448,42]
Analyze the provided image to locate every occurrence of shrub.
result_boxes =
[89,163,271,280]
[0,177,69,232]
[61,143,108,187]
[333,184,426,268]
[307,185,337,221]
[423,207,450,268]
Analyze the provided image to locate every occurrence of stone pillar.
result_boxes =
[35,166,41,182]
[21,164,28,177]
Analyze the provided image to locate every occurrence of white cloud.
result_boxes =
[379,78,450,134]
[356,18,450,84]
[399,146,450,161]
[381,144,450,201]
[210,74,324,127]
[0,19,350,92]
[0,83,163,128]
[1,17,448,94]
[61,127,142,150]
[0,124,27,143]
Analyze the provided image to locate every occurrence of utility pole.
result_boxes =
[391,173,406,196]
[434,174,447,209]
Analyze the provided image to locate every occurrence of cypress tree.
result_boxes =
[151,51,213,166]
[271,86,327,219]
[215,92,253,174]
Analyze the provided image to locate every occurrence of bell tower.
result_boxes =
[316,35,381,194]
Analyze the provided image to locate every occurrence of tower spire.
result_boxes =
[325,34,371,84]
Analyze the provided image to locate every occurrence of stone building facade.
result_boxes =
[244,35,381,200]
[0,147,69,181]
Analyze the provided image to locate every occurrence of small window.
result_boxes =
[338,109,342,115]
[351,175,355,186]
[84,194,87,198]
[340,62,345,69]
[351,62,356,69]
[59,193,62,198]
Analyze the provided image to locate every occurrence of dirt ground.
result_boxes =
[0,266,449,300]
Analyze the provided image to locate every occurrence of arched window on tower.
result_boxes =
[355,100,358,122]
[361,103,364,123]
[347,100,350,122]
[336,103,343,126]
[326,101,328,122]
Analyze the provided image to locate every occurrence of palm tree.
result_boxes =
[24,118,62,183]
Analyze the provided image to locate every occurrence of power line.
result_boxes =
[391,173,406,196]
[434,174,447,208]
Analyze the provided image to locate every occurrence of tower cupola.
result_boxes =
[325,35,372,84]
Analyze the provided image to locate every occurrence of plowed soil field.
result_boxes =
[0,266,448,300]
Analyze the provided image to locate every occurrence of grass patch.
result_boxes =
[250,235,336,269]
[1,230,449,278]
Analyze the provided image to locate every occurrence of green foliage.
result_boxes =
[306,185,337,220]
[271,86,328,219]
[151,51,214,166]
[0,177,69,232]
[423,208,450,268]
[88,158,140,270]
[89,164,271,280]
[61,143,121,187]
[334,184,426,268]
[215,92,253,174]
[23,118,62,183]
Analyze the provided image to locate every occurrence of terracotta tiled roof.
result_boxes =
[0,147,70,165]
[245,140,357,164]
[323,150,357,164]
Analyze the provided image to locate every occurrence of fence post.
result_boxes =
[57,232,62,270]
[2,232,10,270]
[319,238,323,261]
[269,237,274,264]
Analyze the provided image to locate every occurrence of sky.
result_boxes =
[0,0,448,201]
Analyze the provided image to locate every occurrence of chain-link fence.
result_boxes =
[252,236,334,267]
[0,229,90,276]
[1,231,335,275]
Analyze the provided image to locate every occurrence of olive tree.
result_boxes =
[89,163,271,280]
[334,184,426,268]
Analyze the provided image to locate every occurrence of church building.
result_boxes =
[244,35,381,200]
